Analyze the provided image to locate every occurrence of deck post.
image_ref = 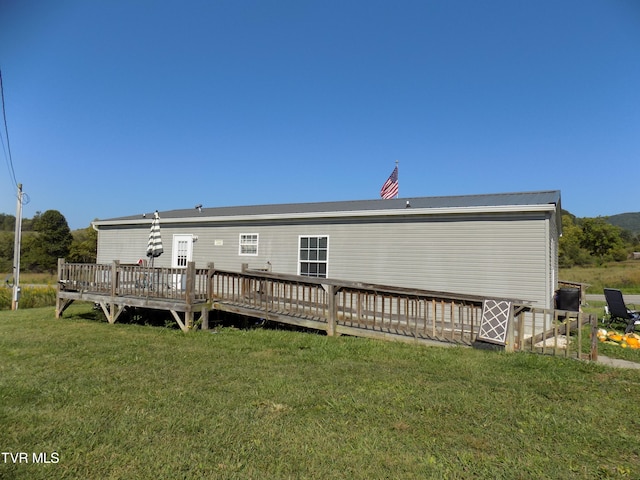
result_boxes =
[505,307,515,353]
[107,261,120,324]
[57,258,65,284]
[241,263,249,298]
[55,258,66,318]
[111,260,119,298]
[203,262,215,330]
[590,313,598,361]
[516,311,525,351]
[185,261,196,330]
[207,262,215,303]
[324,284,338,336]
[200,306,209,330]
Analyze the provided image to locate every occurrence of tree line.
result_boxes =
[0,211,96,275]
[559,212,640,267]
[0,209,638,275]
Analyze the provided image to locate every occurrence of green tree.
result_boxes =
[0,214,15,232]
[558,215,592,267]
[0,231,13,273]
[580,217,627,263]
[20,233,38,272]
[619,228,640,249]
[22,210,73,273]
[68,223,98,263]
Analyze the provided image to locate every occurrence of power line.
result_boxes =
[0,69,29,209]
[0,68,19,190]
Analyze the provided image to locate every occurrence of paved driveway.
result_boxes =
[586,294,640,304]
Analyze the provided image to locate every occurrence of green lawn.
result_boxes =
[1,304,640,479]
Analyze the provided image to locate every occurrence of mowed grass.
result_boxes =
[2,305,640,479]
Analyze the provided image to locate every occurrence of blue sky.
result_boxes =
[1,0,638,230]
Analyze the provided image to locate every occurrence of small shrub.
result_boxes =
[0,285,56,310]
[0,288,10,309]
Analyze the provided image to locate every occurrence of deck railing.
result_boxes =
[58,261,113,294]
[210,270,329,322]
[210,268,489,345]
[57,259,210,301]
[334,286,483,343]
[512,307,597,360]
[57,260,598,359]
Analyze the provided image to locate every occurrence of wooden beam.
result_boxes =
[96,301,127,324]
[336,324,460,347]
[56,290,207,313]
[170,310,187,332]
[55,298,74,318]
[112,304,126,323]
[98,301,111,322]
[200,306,209,330]
[212,302,327,331]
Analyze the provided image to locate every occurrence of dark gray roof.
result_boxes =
[97,190,561,223]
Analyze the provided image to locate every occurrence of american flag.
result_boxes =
[380,166,398,199]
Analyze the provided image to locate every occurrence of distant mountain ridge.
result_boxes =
[607,212,640,234]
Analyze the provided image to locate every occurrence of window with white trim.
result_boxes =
[239,234,259,256]
[299,235,328,278]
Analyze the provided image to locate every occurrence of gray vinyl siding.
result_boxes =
[96,211,553,307]
[97,225,150,264]
[324,215,548,305]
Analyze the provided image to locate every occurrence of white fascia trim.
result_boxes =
[92,204,557,228]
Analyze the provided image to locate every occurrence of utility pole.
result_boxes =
[12,183,23,310]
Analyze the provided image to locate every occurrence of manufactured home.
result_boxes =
[92,190,562,309]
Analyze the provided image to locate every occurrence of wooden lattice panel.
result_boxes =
[477,300,512,345]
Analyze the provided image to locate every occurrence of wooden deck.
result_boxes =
[56,260,598,360]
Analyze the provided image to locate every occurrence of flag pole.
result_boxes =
[395,160,399,198]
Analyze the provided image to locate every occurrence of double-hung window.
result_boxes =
[299,236,328,278]
[239,234,259,256]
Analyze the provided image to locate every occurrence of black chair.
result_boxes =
[603,288,640,334]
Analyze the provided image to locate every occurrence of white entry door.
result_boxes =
[171,235,193,290]
[172,234,193,268]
